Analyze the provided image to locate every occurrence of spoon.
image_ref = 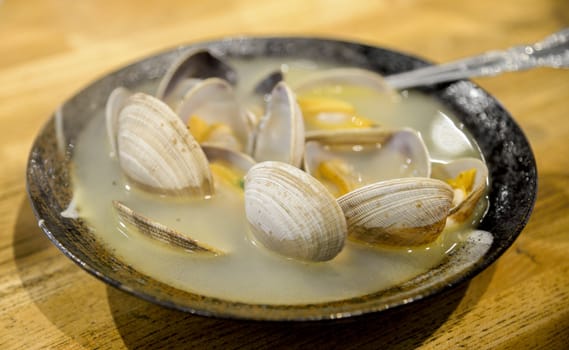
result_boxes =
[384,28,569,90]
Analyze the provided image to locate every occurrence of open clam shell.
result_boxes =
[177,78,251,153]
[156,49,237,104]
[251,82,305,167]
[113,201,222,254]
[337,177,454,246]
[432,157,489,223]
[244,161,347,262]
[105,86,132,157]
[292,68,399,134]
[116,92,214,197]
[203,145,256,172]
[304,128,431,197]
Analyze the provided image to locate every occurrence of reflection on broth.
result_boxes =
[70,55,489,304]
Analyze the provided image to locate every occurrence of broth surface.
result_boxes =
[70,58,486,304]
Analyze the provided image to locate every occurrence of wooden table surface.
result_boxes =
[1,0,569,348]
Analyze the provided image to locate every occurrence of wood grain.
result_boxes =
[1,0,569,348]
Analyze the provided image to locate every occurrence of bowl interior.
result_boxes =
[26,37,537,321]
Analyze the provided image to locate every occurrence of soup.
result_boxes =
[68,55,488,304]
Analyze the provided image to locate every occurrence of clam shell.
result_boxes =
[243,70,285,127]
[117,92,214,197]
[156,49,237,102]
[113,201,222,254]
[105,86,132,157]
[161,78,201,110]
[177,78,251,152]
[337,177,454,246]
[251,82,305,167]
[304,128,431,196]
[244,161,347,262]
[432,157,489,223]
[253,70,284,96]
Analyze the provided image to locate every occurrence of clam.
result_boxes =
[304,128,431,197]
[105,86,132,157]
[113,201,222,254]
[160,78,202,111]
[203,145,256,172]
[251,82,305,167]
[116,92,214,197]
[244,161,347,262]
[177,78,252,153]
[337,177,455,246]
[293,68,398,133]
[156,49,237,105]
[431,157,489,223]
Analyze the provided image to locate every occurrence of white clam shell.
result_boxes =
[251,82,305,167]
[432,157,489,223]
[244,161,347,262]
[338,177,454,246]
[117,92,214,197]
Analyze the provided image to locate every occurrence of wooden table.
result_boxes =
[1,0,568,348]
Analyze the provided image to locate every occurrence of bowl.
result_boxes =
[26,37,537,321]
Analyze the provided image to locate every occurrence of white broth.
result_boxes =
[70,57,486,304]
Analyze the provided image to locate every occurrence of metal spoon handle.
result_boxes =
[385,28,569,90]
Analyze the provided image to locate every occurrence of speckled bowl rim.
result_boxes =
[26,36,537,321]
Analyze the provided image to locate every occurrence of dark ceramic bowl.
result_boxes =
[26,37,537,321]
